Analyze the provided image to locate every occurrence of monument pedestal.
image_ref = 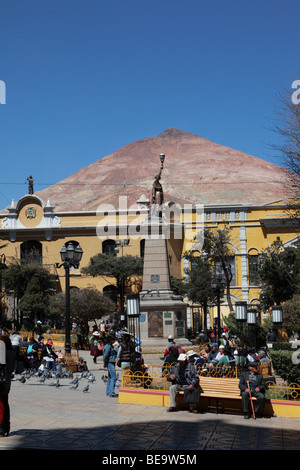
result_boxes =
[139,215,187,341]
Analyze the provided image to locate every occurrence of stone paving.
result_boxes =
[1,349,300,452]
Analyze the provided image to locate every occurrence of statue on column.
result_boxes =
[27,175,34,194]
[151,154,165,217]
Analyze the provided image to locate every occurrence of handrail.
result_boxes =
[121,364,300,399]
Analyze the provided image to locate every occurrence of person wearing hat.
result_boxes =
[89,331,101,364]
[239,362,266,419]
[34,321,43,341]
[163,335,178,358]
[186,350,205,370]
[166,353,200,413]
[40,339,58,370]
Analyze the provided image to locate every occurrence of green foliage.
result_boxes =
[224,312,270,349]
[270,350,300,385]
[257,237,300,310]
[82,253,143,280]
[282,294,300,336]
[51,287,116,324]
[2,259,56,327]
[183,255,214,306]
[170,276,187,297]
[202,226,235,311]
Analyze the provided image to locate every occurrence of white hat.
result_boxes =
[219,344,225,349]
[186,350,197,357]
[178,353,187,361]
[93,331,100,336]
[168,335,174,340]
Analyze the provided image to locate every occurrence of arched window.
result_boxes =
[248,248,259,285]
[20,240,42,264]
[140,239,145,258]
[103,285,118,304]
[102,239,116,256]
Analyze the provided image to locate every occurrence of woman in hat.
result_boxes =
[41,339,58,370]
[89,331,102,364]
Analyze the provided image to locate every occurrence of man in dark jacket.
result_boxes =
[167,353,200,413]
[239,362,266,419]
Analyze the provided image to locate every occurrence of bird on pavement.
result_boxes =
[82,384,89,393]
[70,382,79,390]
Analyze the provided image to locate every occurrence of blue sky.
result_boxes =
[0,0,299,209]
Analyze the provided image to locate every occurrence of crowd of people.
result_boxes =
[163,329,271,373]
[162,328,272,418]
[88,323,146,397]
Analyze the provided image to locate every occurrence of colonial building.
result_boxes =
[0,189,299,336]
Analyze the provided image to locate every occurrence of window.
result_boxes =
[140,239,145,258]
[20,240,42,264]
[248,249,259,285]
[215,256,236,285]
[102,239,116,256]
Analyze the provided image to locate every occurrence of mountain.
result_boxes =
[35,128,288,211]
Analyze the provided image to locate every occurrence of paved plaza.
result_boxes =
[1,349,300,454]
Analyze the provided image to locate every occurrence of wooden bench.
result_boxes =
[177,377,256,414]
[199,377,256,414]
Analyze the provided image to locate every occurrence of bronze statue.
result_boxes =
[27,175,34,194]
[151,154,165,212]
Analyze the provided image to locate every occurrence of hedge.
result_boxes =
[270,350,300,385]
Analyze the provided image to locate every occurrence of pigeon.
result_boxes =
[70,382,79,390]
[82,384,89,393]
[70,377,79,385]
[49,379,60,387]
[88,374,96,383]
[101,375,108,383]
[38,376,46,383]
[18,376,26,384]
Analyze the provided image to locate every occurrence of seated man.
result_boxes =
[239,362,266,419]
[207,343,219,363]
[167,353,200,413]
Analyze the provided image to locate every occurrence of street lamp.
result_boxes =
[272,305,283,324]
[235,301,247,322]
[114,239,130,323]
[126,294,141,364]
[58,243,83,354]
[247,308,257,349]
[211,274,226,342]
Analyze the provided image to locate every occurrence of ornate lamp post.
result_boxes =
[247,307,257,349]
[271,305,283,324]
[235,301,247,342]
[58,243,83,354]
[114,239,130,324]
[211,273,226,342]
[126,294,141,364]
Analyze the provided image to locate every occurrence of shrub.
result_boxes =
[270,350,300,385]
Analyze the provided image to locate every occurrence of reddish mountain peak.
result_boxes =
[30,128,289,211]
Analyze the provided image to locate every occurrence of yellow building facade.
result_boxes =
[0,192,299,331]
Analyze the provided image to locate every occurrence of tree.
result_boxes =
[256,237,300,310]
[183,254,215,334]
[2,260,56,328]
[270,86,300,214]
[51,287,116,330]
[281,294,300,337]
[202,226,235,312]
[82,254,143,317]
